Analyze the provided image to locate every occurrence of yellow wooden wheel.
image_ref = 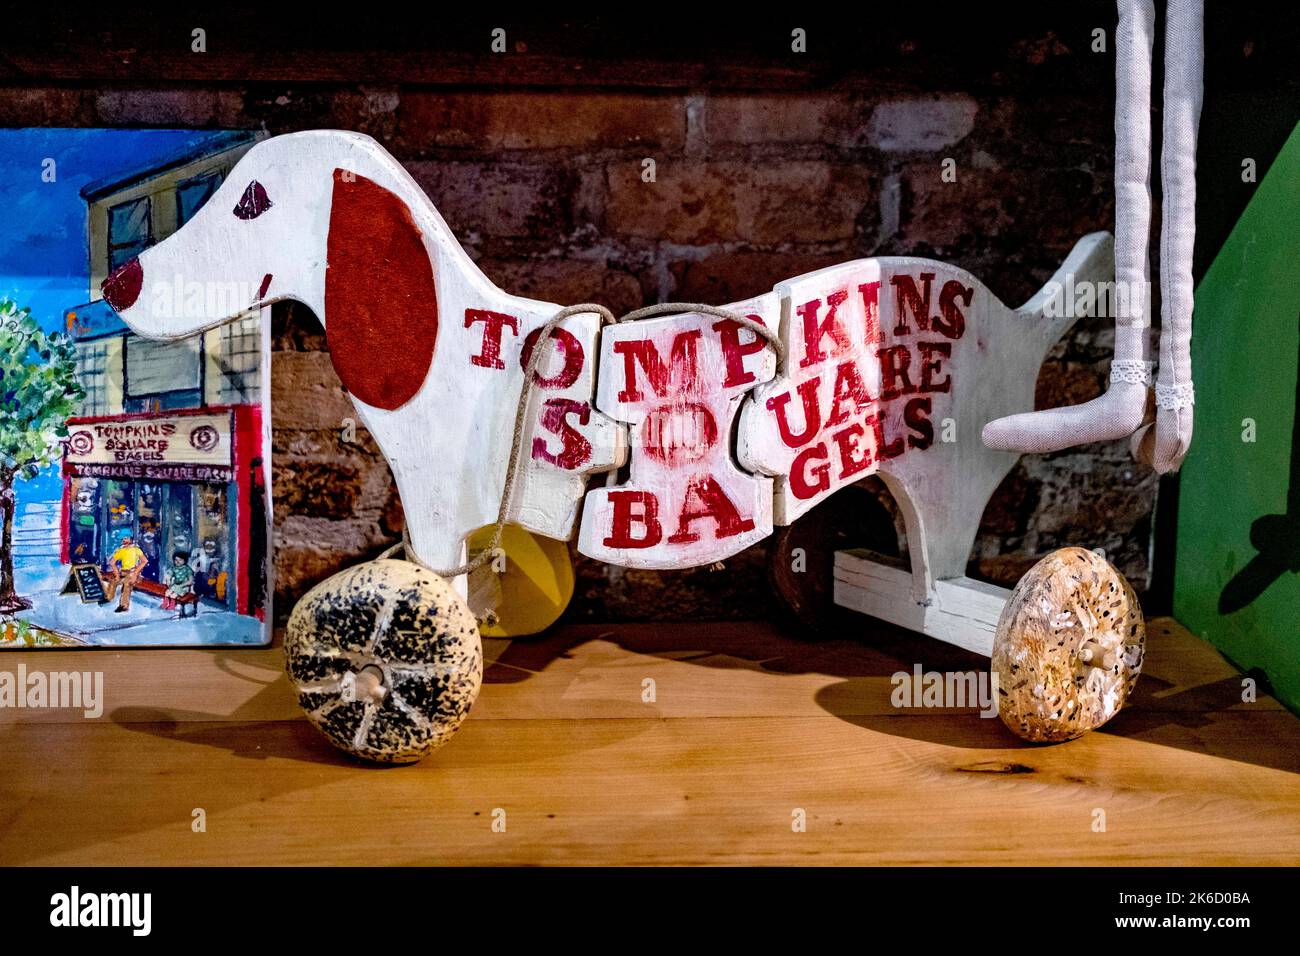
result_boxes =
[466,523,575,638]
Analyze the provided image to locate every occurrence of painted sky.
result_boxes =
[1,129,244,506]
[0,129,238,332]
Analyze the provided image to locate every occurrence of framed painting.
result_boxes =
[0,128,271,647]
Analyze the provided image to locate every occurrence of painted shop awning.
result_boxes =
[64,299,127,341]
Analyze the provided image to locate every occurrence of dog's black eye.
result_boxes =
[234,180,272,220]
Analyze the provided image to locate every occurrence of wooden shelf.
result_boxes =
[1,616,1296,865]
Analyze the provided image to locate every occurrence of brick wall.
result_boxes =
[2,10,1195,621]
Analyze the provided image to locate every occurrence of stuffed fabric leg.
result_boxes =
[983,0,1156,454]
[1132,0,1202,473]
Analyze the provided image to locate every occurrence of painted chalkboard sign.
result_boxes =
[61,564,106,604]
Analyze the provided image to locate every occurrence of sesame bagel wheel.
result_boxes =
[991,547,1145,743]
[285,559,483,764]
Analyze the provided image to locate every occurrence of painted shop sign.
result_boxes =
[4,128,272,650]
[65,462,234,482]
[64,411,234,481]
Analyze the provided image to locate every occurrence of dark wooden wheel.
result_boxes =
[765,480,901,636]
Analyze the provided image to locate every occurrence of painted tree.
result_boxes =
[0,299,83,613]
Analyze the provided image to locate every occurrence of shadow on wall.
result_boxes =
[1219,328,1300,614]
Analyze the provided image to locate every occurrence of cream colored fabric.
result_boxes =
[1132,0,1202,472]
[984,0,1201,474]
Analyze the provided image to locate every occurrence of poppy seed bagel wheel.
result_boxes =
[286,559,483,763]
[991,547,1145,743]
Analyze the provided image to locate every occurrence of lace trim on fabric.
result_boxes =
[1109,360,1154,386]
[1155,381,1195,409]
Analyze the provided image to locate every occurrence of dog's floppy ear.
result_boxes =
[325,168,438,411]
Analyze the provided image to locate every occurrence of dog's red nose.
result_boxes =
[101,258,143,313]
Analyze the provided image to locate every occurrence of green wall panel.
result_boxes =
[1175,122,1300,711]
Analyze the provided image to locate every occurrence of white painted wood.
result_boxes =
[740,233,1114,578]
[517,310,628,541]
[738,232,1112,650]
[105,130,624,574]
[738,258,887,526]
[832,549,1007,658]
[577,294,778,569]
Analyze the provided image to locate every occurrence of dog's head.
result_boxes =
[103,130,448,410]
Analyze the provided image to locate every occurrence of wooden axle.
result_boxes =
[832,549,1006,658]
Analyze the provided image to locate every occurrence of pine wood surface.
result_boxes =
[1,617,1296,866]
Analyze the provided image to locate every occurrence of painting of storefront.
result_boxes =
[61,406,266,619]
[0,128,270,647]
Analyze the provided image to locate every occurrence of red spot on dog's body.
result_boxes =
[102,258,142,312]
[325,169,437,411]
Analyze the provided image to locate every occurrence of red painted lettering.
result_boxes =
[904,396,934,450]
[890,272,935,336]
[604,491,662,549]
[934,280,971,339]
[877,345,915,400]
[869,412,904,461]
[766,377,822,448]
[520,325,584,388]
[667,475,756,544]
[642,402,718,466]
[832,421,873,480]
[464,308,519,370]
[713,317,768,389]
[797,290,852,368]
[918,341,952,393]
[827,359,873,427]
[859,280,882,345]
[614,330,702,402]
[531,398,593,470]
[789,443,832,500]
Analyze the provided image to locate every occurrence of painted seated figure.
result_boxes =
[162,550,198,618]
[99,535,148,613]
